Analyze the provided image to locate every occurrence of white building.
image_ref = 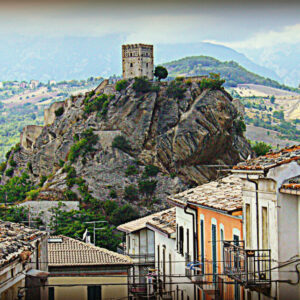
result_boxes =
[232,145,300,300]
[146,207,196,300]
[117,212,159,299]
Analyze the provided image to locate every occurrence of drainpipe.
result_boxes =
[246,175,260,250]
[184,205,198,262]
[184,204,198,299]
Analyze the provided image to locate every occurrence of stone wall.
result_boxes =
[122,44,154,80]
[44,101,65,126]
[20,125,43,150]
[17,200,80,228]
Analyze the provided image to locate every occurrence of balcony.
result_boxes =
[117,247,155,264]
[223,241,271,289]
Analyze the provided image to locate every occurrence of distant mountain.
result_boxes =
[0,34,281,83]
[155,42,281,82]
[163,56,299,92]
[244,44,300,87]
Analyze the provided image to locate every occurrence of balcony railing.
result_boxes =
[117,247,155,263]
[223,240,271,288]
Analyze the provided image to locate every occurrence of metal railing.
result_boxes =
[223,240,271,288]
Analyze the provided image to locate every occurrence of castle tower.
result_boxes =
[122,44,154,80]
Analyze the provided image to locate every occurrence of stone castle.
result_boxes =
[122,44,154,80]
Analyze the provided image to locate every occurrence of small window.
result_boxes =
[49,287,54,300]
[246,204,251,247]
[88,286,101,300]
[179,226,184,255]
[130,63,133,67]
[146,63,148,67]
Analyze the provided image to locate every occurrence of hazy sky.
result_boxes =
[0,0,299,53]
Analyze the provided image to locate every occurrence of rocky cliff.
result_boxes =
[3,78,251,215]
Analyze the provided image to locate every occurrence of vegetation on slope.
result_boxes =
[163,56,299,92]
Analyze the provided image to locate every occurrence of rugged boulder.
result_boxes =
[4,79,251,214]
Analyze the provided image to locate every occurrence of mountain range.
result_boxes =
[0,35,285,84]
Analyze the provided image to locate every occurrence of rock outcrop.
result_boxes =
[4,79,252,214]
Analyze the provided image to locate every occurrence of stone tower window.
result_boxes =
[146,63,148,67]
[130,63,133,67]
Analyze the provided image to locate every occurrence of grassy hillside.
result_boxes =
[163,56,299,92]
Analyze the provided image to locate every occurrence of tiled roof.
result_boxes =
[280,176,300,194]
[117,209,173,233]
[146,208,176,237]
[168,176,242,213]
[0,220,46,268]
[48,235,132,267]
[233,145,300,171]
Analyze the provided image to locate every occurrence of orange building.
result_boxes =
[169,175,244,300]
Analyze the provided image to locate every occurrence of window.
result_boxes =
[176,224,179,250]
[130,63,133,67]
[212,223,217,278]
[146,63,149,67]
[186,228,189,254]
[88,286,101,300]
[262,207,268,249]
[179,226,184,255]
[163,247,166,288]
[49,287,54,300]
[220,226,224,272]
[246,204,251,248]
[200,218,205,274]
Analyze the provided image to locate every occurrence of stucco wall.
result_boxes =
[48,276,128,300]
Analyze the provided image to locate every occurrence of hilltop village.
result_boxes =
[1,44,300,300]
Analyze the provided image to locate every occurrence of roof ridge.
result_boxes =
[50,235,131,262]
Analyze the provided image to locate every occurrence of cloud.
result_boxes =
[206,23,300,50]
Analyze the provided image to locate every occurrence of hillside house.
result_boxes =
[231,145,300,300]
[168,175,244,300]
[47,235,132,300]
[117,211,171,299]
[0,221,48,300]
[146,207,198,299]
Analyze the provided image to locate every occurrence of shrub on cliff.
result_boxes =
[138,180,157,195]
[116,80,129,92]
[124,185,139,201]
[112,135,131,152]
[199,73,225,90]
[143,165,159,177]
[68,129,98,162]
[166,81,186,99]
[55,107,64,117]
[132,77,152,93]
[84,94,109,116]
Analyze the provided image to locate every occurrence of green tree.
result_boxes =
[49,203,121,251]
[154,66,168,81]
[251,141,272,157]
[270,95,275,104]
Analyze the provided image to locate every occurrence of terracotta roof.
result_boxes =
[280,176,300,194]
[48,235,132,267]
[146,208,176,237]
[233,145,300,171]
[168,176,242,213]
[0,220,46,268]
[117,209,173,233]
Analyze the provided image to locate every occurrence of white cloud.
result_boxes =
[205,23,300,50]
